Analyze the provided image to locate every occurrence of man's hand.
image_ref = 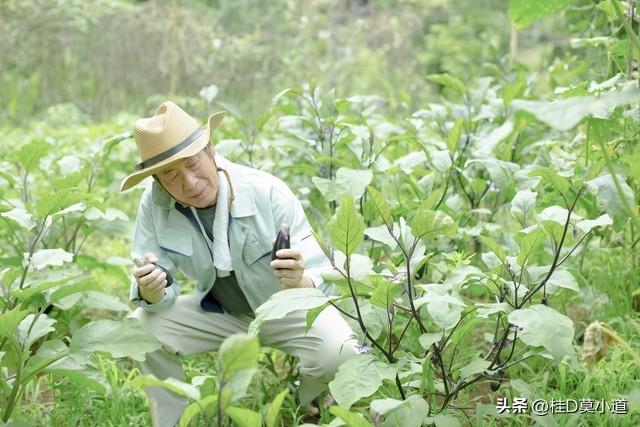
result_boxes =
[133,252,167,304]
[270,241,314,289]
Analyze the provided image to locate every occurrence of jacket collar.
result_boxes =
[151,157,257,218]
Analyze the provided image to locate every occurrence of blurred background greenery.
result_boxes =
[1,0,591,126]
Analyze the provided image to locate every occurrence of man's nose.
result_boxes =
[182,170,198,190]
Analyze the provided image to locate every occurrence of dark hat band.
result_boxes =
[134,126,205,171]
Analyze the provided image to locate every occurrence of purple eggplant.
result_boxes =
[271,223,291,261]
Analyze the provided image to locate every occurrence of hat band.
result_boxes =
[134,126,205,171]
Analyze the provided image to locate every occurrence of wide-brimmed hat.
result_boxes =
[120,101,225,191]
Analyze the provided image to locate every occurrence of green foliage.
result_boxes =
[2,0,640,425]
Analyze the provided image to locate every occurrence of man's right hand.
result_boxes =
[133,252,167,304]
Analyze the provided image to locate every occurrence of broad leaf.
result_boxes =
[329,406,373,427]
[511,85,640,130]
[509,0,575,28]
[459,359,491,380]
[426,74,468,94]
[329,195,365,256]
[219,333,260,382]
[29,249,74,270]
[70,318,162,361]
[515,227,546,267]
[508,304,576,363]
[530,168,571,199]
[248,288,338,335]
[587,174,635,229]
[576,214,612,233]
[329,354,396,408]
[1,208,35,230]
[18,314,56,348]
[412,209,457,240]
[265,389,289,427]
[178,395,218,427]
[226,406,262,427]
[0,306,30,339]
[370,278,403,309]
[130,374,200,400]
[447,118,464,154]
[367,186,393,229]
[364,225,397,249]
[370,395,429,427]
[510,190,537,225]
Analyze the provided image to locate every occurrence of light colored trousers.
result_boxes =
[130,294,359,427]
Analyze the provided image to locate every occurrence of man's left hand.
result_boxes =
[270,246,313,289]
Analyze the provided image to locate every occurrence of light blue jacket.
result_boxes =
[129,158,333,312]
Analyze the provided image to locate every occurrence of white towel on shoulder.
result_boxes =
[211,154,233,277]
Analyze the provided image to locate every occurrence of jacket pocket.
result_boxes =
[242,237,273,264]
[157,229,193,257]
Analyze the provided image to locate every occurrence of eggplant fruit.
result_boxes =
[271,223,291,261]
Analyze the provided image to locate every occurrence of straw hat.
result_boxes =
[120,101,225,191]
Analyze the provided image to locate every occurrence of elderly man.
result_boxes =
[121,101,358,426]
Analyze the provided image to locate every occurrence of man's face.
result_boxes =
[156,148,218,208]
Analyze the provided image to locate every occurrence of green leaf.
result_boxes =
[370,395,429,427]
[69,318,162,361]
[249,288,338,335]
[412,209,457,240]
[329,406,373,427]
[0,306,30,339]
[480,236,507,265]
[509,0,574,28]
[18,314,56,348]
[419,333,442,350]
[80,291,129,312]
[511,84,640,130]
[11,271,83,302]
[226,406,262,427]
[364,225,397,249]
[329,196,365,256]
[508,304,576,363]
[15,140,49,173]
[312,168,372,202]
[367,186,393,230]
[426,74,468,94]
[447,118,464,154]
[459,359,492,380]
[337,168,373,200]
[130,374,200,400]
[28,249,74,270]
[178,395,218,427]
[1,208,35,230]
[510,190,537,225]
[265,389,289,427]
[220,369,257,408]
[576,214,612,233]
[586,174,635,229]
[546,269,580,294]
[425,414,462,427]
[219,333,260,382]
[48,352,109,395]
[370,278,403,309]
[530,168,571,199]
[49,279,100,303]
[311,176,346,202]
[515,228,546,267]
[329,354,396,409]
[23,339,70,382]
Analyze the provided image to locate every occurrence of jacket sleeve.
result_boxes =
[129,189,180,312]
[269,179,335,296]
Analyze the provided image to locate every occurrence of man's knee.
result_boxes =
[305,336,360,381]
